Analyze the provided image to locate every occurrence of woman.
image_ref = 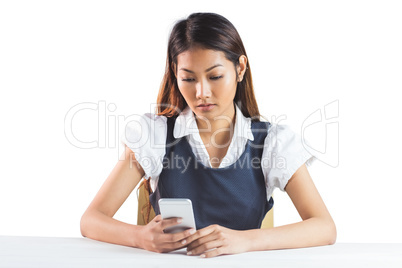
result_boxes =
[80,12,336,258]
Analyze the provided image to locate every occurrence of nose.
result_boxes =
[195,79,212,99]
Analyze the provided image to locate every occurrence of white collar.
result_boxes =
[173,102,254,141]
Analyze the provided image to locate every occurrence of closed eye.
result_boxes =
[181,76,223,82]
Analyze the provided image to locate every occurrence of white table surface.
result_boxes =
[1,235,401,267]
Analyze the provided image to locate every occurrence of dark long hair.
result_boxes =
[156,12,262,122]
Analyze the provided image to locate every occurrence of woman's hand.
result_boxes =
[138,214,196,253]
[184,224,251,258]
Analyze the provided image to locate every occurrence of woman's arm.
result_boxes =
[184,163,336,258]
[246,163,337,251]
[80,145,145,248]
[80,145,194,252]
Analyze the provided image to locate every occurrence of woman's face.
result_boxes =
[176,47,242,122]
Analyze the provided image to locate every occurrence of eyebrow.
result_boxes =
[179,64,223,74]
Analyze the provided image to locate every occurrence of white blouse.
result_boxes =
[120,103,317,202]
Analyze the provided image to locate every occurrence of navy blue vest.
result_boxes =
[149,115,274,230]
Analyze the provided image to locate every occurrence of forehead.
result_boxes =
[177,48,230,70]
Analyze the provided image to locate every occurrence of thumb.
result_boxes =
[153,214,163,222]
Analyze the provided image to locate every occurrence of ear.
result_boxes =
[237,55,248,81]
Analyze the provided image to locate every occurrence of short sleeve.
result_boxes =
[262,123,317,199]
[119,113,167,182]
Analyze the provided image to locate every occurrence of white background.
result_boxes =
[0,0,401,243]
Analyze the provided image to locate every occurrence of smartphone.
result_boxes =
[158,198,196,234]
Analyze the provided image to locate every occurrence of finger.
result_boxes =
[171,228,197,242]
[187,239,222,256]
[159,217,183,231]
[153,214,163,223]
[200,247,226,258]
[160,227,196,246]
[167,236,192,250]
[187,231,220,252]
[185,225,217,246]
[158,228,196,251]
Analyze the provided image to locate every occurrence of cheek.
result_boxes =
[218,78,237,96]
[178,82,199,99]
[177,84,193,102]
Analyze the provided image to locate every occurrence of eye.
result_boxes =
[181,76,223,82]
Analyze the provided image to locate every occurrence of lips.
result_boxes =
[197,104,216,111]
[197,104,214,107]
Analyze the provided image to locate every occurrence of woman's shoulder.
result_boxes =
[264,122,305,151]
[120,111,168,154]
[119,112,169,180]
[141,112,169,125]
[124,112,168,133]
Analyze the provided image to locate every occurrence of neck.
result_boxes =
[195,103,236,147]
